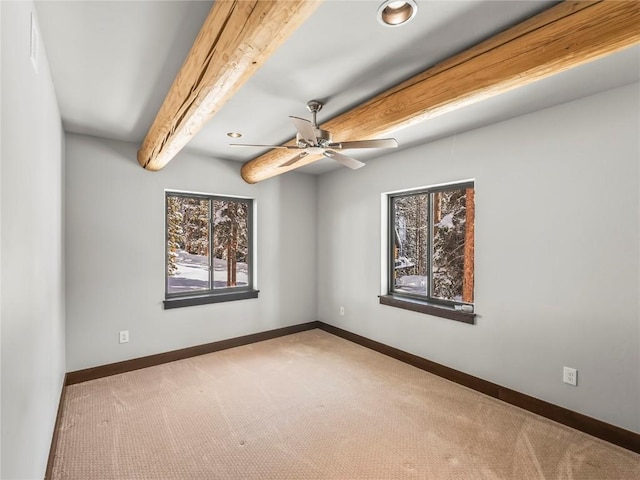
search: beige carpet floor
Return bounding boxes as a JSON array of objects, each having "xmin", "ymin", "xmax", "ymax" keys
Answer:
[{"xmin": 52, "ymin": 329, "xmax": 640, "ymax": 479}]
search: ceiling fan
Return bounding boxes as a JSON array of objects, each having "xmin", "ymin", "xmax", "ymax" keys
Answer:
[{"xmin": 230, "ymin": 100, "xmax": 398, "ymax": 169}]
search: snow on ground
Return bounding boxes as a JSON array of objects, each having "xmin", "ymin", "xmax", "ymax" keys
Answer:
[
  {"xmin": 168, "ymin": 250, "xmax": 248, "ymax": 293},
  {"xmin": 395, "ymin": 275, "xmax": 427, "ymax": 295}
]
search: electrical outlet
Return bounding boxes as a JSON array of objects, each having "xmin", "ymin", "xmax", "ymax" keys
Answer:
[
  {"xmin": 119, "ymin": 330, "xmax": 129, "ymax": 344},
  {"xmin": 563, "ymin": 366, "xmax": 577, "ymax": 386},
  {"xmin": 339, "ymin": 306, "xmax": 345, "ymax": 316}
]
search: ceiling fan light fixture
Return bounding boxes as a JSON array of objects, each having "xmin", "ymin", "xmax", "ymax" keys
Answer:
[
  {"xmin": 226, "ymin": 132, "xmax": 242, "ymax": 138},
  {"xmin": 377, "ymin": 0, "xmax": 417, "ymax": 27}
]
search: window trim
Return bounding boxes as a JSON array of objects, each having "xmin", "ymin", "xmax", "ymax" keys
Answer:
[
  {"xmin": 384, "ymin": 181, "xmax": 475, "ymax": 323},
  {"xmin": 379, "ymin": 295, "xmax": 474, "ymax": 324},
  {"xmin": 164, "ymin": 290, "xmax": 259, "ymax": 309},
  {"xmin": 163, "ymin": 191, "xmax": 258, "ymax": 309}
]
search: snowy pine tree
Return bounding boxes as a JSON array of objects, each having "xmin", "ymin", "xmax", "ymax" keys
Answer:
[
  {"xmin": 166, "ymin": 196, "xmax": 184, "ymax": 276},
  {"xmin": 432, "ymin": 188, "xmax": 467, "ymax": 301},
  {"xmin": 394, "ymin": 193, "xmax": 429, "ymax": 278},
  {"xmin": 182, "ymin": 198, "xmax": 209, "ymax": 256},
  {"xmin": 214, "ymin": 200, "xmax": 248, "ymax": 287}
]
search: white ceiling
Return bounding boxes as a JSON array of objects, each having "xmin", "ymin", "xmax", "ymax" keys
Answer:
[{"xmin": 35, "ymin": 1, "xmax": 640, "ymax": 176}]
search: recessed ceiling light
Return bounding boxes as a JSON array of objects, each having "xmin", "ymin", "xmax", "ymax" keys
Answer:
[
  {"xmin": 377, "ymin": 0, "xmax": 418, "ymax": 27},
  {"xmin": 226, "ymin": 132, "xmax": 242, "ymax": 138}
]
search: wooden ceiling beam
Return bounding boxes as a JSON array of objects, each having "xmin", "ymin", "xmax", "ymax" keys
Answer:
[
  {"xmin": 138, "ymin": 0, "xmax": 321, "ymax": 171},
  {"xmin": 241, "ymin": 0, "xmax": 639, "ymax": 184}
]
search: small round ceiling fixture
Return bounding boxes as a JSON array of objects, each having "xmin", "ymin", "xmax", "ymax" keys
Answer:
[
  {"xmin": 226, "ymin": 132, "xmax": 242, "ymax": 138},
  {"xmin": 377, "ymin": 0, "xmax": 418, "ymax": 27}
]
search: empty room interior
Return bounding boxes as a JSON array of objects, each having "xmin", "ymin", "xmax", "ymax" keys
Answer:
[{"xmin": 2, "ymin": 0, "xmax": 640, "ymax": 479}]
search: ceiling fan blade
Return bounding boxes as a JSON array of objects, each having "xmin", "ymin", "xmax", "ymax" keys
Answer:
[
  {"xmin": 230, "ymin": 143, "xmax": 299, "ymax": 149},
  {"xmin": 289, "ymin": 116, "xmax": 317, "ymax": 145},
  {"xmin": 323, "ymin": 150, "xmax": 365, "ymax": 170},
  {"xmin": 279, "ymin": 151, "xmax": 309, "ymax": 168},
  {"xmin": 328, "ymin": 138, "xmax": 398, "ymax": 150}
]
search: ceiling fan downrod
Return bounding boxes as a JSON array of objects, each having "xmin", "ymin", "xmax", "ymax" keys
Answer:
[
  {"xmin": 306, "ymin": 100, "xmax": 323, "ymax": 128},
  {"xmin": 303, "ymin": 100, "xmax": 332, "ymax": 147}
]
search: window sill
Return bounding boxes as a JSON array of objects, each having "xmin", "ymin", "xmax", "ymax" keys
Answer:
[
  {"xmin": 164, "ymin": 290, "xmax": 259, "ymax": 310},
  {"xmin": 379, "ymin": 295, "xmax": 475, "ymax": 324}
]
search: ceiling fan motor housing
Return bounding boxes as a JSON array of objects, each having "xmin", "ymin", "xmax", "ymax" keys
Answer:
[{"xmin": 296, "ymin": 128, "xmax": 332, "ymax": 148}]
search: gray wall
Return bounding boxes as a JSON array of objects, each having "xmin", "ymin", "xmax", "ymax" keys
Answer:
[
  {"xmin": 1, "ymin": 2, "xmax": 66, "ymax": 478},
  {"xmin": 2, "ymin": 10, "xmax": 636, "ymax": 475},
  {"xmin": 317, "ymin": 83, "xmax": 640, "ymax": 433},
  {"xmin": 65, "ymin": 134, "xmax": 317, "ymax": 371}
]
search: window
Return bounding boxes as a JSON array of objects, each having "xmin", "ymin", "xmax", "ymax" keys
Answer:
[
  {"xmin": 381, "ymin": 182, "xmax": 475, "ymax": 323},
  {"xmin": 164, "ymin": 192, "xmax": 258, "ymax": 309}
]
